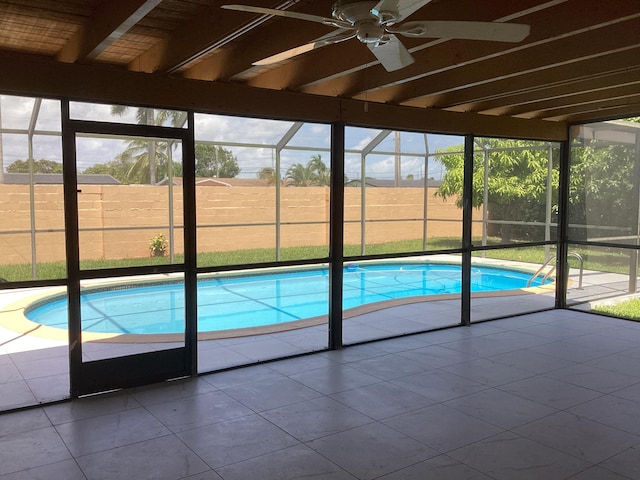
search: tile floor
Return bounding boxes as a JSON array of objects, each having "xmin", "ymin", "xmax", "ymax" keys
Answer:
[{"xmin": 2, "ymin": 309, "xmax": 640, "ymax": 479}]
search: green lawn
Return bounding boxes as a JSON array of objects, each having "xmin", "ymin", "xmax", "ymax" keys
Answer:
[
  {"xmin": 593, "ymin": 298, "xmax": 640, "ymax": 320},
  {"xmin": 0, "ymin": 237, "xmax": 633, "ymax": 282}
]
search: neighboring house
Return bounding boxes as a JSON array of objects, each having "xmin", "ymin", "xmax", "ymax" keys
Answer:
[
  {"xmin": 3, "ymin": 173, "xmax": 121, "ymax": 185},
  {"xmin": 156, "ymin": 177, "xmax": 272, "ymax": 187},
  {"xmin": 345, "ymin": 178, "xmax": 442, "ymax": 188}
]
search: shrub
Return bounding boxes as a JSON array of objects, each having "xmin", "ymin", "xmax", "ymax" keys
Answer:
[{"xmin": 149, "ymin": 233, "xmax": 168, "ymax": 257}]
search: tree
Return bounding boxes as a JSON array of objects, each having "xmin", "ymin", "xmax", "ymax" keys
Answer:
[
  {"xmin": 7, "ymin": 159, "xmax": 63, "ymax": 174},
  {"xmin": 194, "ymin": 144, "xmax": 240, "ymax": 178},
  {"xmin": 436, "ymin": 129, "xmax": 640, "ymax": 243},
  {"xmin": 285, "ymin": 155, "xmax": 330, "ymax": 187},
  {"xmin": 308, "ymin": 154, "xmax": 330, "ymax": 186},
  {"xmin": 257, "ymin": 167, "xmax": 277, "ymax": 184},
  {"xmin": 110, "ymin": 106, "xmax": 186, "ymax": 184},
  {"xmin": 568, "ymin": 140, "xmax": 636, "ymax": 239},
  {"xmin": 83, "ymin": 153, "xmax": 136, "ymax": 184},
  {"xmin": 285, "ymin": 162, "xmax": 316, "ymax": 186},
  {"xmin": 436, "ymin": 139, "xmax": 559, "ymax": 242}
]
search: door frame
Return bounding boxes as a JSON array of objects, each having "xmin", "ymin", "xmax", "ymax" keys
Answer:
[{"xmin": 62, "ymin": 102, "xmax": 197, "ymax": 397}]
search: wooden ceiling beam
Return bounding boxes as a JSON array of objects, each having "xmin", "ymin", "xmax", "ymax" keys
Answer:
[
  {"xmin": 56, "ymin": 0, "xmax": 162, "ymax": 63},
  {"xmin": 475, "ymin": 72, "xmax": 640, "ymax": 117},
  {"xmin": 130, "ymin": 0, "xmax": 312, "ymax": 74},
  {"xmin": 518, "ymin": 93, "xmax": 640, "ymax": 121},
  {"xmin": 549, "ymin": 103, "xmax": 640, "ymax": 123},
  {"xmin": 420, "ymin": 48, "xmax": 640, "ymax": 112},
  {"xmin": 371, "ymin": 15, "xmax": 640, "ymax": 106},
  {"xmin": 181, "ymin": 2, "xmax": 332, "ymax": 81}
]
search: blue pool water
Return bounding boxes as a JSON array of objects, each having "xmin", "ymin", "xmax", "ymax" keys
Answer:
[{"xmin": 25, "ymin": 263, "xmax": 545, "ymax": 334}]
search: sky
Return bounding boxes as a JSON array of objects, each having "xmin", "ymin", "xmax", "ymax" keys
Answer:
[{"xmin": 0, "ymin": 94, "xmax": 465, "ymax": 181}]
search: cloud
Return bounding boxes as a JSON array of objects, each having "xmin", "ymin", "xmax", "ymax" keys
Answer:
[{"xmin": 1, "ymin": 95, "xmax": 462, "ymax": 179}]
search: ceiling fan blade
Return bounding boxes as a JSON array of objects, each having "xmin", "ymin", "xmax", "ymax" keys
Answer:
[
  {"xmin": 371, "ymin": 0, "xmax": 433, "ymax": 24},
  {"xmin": 222, "ymin": 4, "xmax": 351, "ymax": 28},
  {"xmin": 368, "ymin": 34, "xmax": 415, "ymax": 72},
  {"xmin": 390, "ymin": 20, "xmax": 530, "ymax": 42},
  {"xmin": 253, "ymin": 29, "xmax": 356, "ymax": 66}
]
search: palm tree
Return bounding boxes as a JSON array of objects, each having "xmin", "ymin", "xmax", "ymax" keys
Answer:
[
  {"xmin": 110, "ymin": 106, "xmax": 186, "ymax": 184},
  {"xmin": 285, "ymin": 162, "xmax": 317, "ymax": 186},
  {"xmin": 285, "ymin": 155, "xmax": 330, "ymax": 186},
  {"xmin": 308, "ymin": 154, "xmax": 330, "ymax": 186}
]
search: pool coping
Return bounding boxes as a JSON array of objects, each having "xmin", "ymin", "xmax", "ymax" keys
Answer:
[{"xmin": 0, "ymin": 260, "xmax": 556, "ymax": 344}]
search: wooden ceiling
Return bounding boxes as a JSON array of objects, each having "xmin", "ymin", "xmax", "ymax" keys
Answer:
[{"xmin": 0, "ymin": 0, "xmax": 638, "ymax": 132}]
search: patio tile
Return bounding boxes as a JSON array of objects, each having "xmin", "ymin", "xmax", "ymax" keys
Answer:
[
  {"xmin": 76, "ymin": 434, "xmax": 209, "ymax": 480},
  {"xmin": 55, "ymin": 407, "xmax": 170, "ymax": 456},
  {"xmin": 335, "ymin": 353, "xmax": 426, "ymax": 380},
  {"xmin": 26, "ymin": 373, "xmax": 70, "ymax": 403},
  {"xmin": 441, "ymin": 357, "xmax": 535, "ymax": 386},
  {"xmin": 0, "ymin": 427, "xmax": 71, "ymax": 476},
  {"xmin": 383, "ymin": 403, "xmax": 504, "ymax": 453},
  {"xmin": 529, "ymin": 340, "xmax": 612, "ymax": 362},
  {"xmin": 261, "ymin": 396, "xmax": 372, "ymax": 442},
  {"xmin": 444, "ymin": 388, "xmax": 556, "ymax": 429},
  {"xmin": 44, "ymin": 390, "xmax": 140, "ymax": 425},
  {"xmin": 565, "ymin": 466, "xmax": 631, "ymax": 480},
  {"xmin": 129, "ymin": 376, "xmax": 217, "ymax": 406},
  {"xmin": 177, "ymin": 414, "xmax": 299, "ymax": 468},
  {"xmin": 145, "ymin": 390, "xmax": 253, "ymax": 433},
  {"xmin": 600, "ymin": 444, "xmax": 640, "ymax": 479},
  {"xmin": 307, "ymin": 422, "xmax": 438, "ymax": 480},
  {"xmin": 515, "ymin": 411, "xmax": 640, "ymax": 463},
  {"xmin": 487, "ymin": 348, "xmax": 575, "ymax": 374},
  {"xmin": 221, "ymin": 375, "xmax": 321, "ymax": 412},
  {"xmin": 377, "ymin": 454, "xmax": 494, "ymax": 480},
  {"xmin": 181, "ymin": 472, "xmax": 223, "ymax": 480},
  {"xmin": 0, "ymin": 459, "xmax": 86, "ymax": 480},
  {"xmin": 14, "ymin": 355, "xmax": 68, "ymax": 380},
  {"xmin": 449, "ymin": 431, "xmax": 590, "ymax": 480},
  {"xmin": 215, "ymin": 444, "xmax": 355, "ymax": 480},
  {"xmin": 569, "ymin": 395, "xmax": 640, "ymax": 436},
  {"xmin": 330, "ymin": 381, "xmax": 435, "ymax": 420},
  {"xmin": 0, "ymin": 408, "xmax": 51, "ymax": 437},
  {"xmin": 203, "ymin": 364, "xmax": 282, "ymax": 389},
  {"xmin": 396, "ymin": 344, "xmax": 478, "ymax": 368},
  {"xmin": 498, "ymin": 374, "xmax": 603, "ymax": 410},
  {"xmin": 0, "ymin": 380, "xmax": 37, "ymax": 410},
  {"xmin": 288, "ymin": 364, "xmax": 380, "ymax": 395},
  {"xmin": 391, "ymin": 369, "xmax": 488, "ymax": 402},
  {"xmin": 544, "ymin": 363, "xmax": 640, "ymax": 393},
  {"xmin": 0, "ymin": 362, "xmax": 22, "ymax": 383}
]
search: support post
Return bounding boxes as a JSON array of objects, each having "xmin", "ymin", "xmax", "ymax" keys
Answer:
[
  {"xmin": 61, "ymin": 100, "xmax": 82, "ymax": 397},
  {"xmin": 329, "ymin": 122, "xmax": 345, "ymax": 349},
  {"xmin": 183, "ymin": 111, "xmax": 197, "ymax": 375},
  {"xmin": 556, "ymin": 137, "xmax": 570, "ymax": 308},
  {"xmin": 461, "ymin": 134, "xmax": 474, "ymax": 326}
]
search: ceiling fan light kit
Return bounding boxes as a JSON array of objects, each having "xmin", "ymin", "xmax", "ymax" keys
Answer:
[{"xmin": 222, "ymin": 0, "xmax": 530, "ymax": 72}]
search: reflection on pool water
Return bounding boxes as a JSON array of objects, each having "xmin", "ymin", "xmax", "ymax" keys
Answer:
[{"xmin": 25, "ymin": 263, "xmax": 546, "ymax": 334}]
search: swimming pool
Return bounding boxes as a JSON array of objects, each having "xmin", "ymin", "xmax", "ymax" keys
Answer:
[{"xmin": 24, "ymin": 262, "xmax": 547, "ymax": 335}]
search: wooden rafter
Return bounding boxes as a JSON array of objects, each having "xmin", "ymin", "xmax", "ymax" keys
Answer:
[{"xmin": 57, "ymin": 0, "xmax": 162, "ymax": 63}]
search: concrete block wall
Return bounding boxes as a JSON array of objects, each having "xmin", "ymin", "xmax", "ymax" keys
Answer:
[{"xmin": 0, "ymin": 184, "xmax": 467, "ymax": 264}]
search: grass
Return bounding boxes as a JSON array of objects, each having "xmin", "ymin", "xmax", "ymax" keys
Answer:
[
  {"xmin": 0, "ymin": 236, "xmax": 634, "ymax": 282},
  {"xmin": 593, "ymin": 298, "xmax": 640, "ymax": 320}
]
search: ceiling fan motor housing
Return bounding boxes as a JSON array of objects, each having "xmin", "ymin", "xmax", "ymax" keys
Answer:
[{"xmin": 331, "ymin": 0, "xmax": 379, "ymax": 24}]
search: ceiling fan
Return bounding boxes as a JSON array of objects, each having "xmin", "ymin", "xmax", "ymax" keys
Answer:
[{"xmin": 222, "ymin": 0, "xmax": 531, "ymax": 72}]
